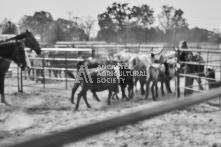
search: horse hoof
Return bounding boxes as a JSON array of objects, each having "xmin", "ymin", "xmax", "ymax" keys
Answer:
[
  {"xmin": 71, "ymin": 98, "xmax": 74, "ymax": 104},
  {"xmin": 1, "ymin": 101, "xmax": 10, "ymax": 106}
]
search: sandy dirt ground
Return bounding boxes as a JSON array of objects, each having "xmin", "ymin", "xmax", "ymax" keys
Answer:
[{"xmin": 1, "ymin": 77, "xmax": 221, "ymax": 147}]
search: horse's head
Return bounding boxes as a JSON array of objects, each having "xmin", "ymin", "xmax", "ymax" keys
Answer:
[{"xmin": 23, "ymin": 30, "xmax": 41, "ymax": 55}]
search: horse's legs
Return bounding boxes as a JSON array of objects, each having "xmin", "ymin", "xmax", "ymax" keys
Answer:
[
  {"xmin": 134, "ymin": 77, "xmax": 139, "ymax": 93},
  {"xmin": 184, "ymin": 77, "xmax": 190, "ymax": 96},
  {"xmin": 40, "ymin": 68, "xmax": 44, "ymax": 83},
  {"xmin": 196, "ymin": 78, "xmax": 204, "ymax": 90},
  {"xmin": 53, "ymin": 70, "xmax": 57, "ymax": 78},
  {"xmin": 71, "ymin": 82, "xmax": 81, "ymax": 104},
  {"xmin": 161, "ymin": 80, "xmax": 165, "ymax": 96},
  {"xmin": 189, "ymin": 77, "xmax": 194, "ymax": 94},
  {"xmin": 140, "ymin": 77, "xmax": 146, "ymax": 95},
  {"xmin": 82, "ymin": 93, "xmax": 91, "ymax": 108},
  {"xmin": 0, "ymin": 73, "xmax": 8, "ymax": 105},
  {"xmin": 48, "ymin": 69, "xmax": 51, "ymax": 77},
  {"xmin": 114, "ymin": 91, "xmax": 120, "ymax": 100},
  {"xmin": 59, "ymin": 71, "xmax": 62, "ymax": 78},
  {"xmin": 91, "ymin": 91, "xmax": 100, "ymax": 102},
  {"xmin": 31, "ymin": 69, "xmax": 35, "ymax": 81},
  {"xmin": 184, "ymin": 77, "xmax": 194, "ymax": 96},
  {"xmin": 107, "ymin": 89, "xmax": 112, "ymax": 105},
  {"xmin": 165, "ymin": 78, "xmax": 172, "ymax": 93},
  {"xmin": 145, "ymin": 78, "xmax": 151, "ymax": 99},
  {"xmin": 155, "ymin": 82, "xmax": 158, "ymax": 98},
  {"xmin": 128, "ymin": 84, "xmax": 133, "ymax": 99},
  {"xmin": 151, "ymin": 82, "xmax": 156, "ymax": 101},
  {"xmin": 75, "ymin": 90, "xmax": 84, "ymax": 110},
  {"xmin": 35, "ymin": 69, "xmax": 39, "ymax": 83},
  {"xmin": 24, "ymin": 70, "xmax": 27, "ymax": 80},
  {"xmin": 121, "ymin": 85, "xmax": 128, "ymax": 100},
  {"xmin": 28, "ymin": 69, "xmax": 32, "ymax": 80}
]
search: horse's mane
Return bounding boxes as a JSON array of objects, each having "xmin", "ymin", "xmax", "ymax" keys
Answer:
[{"xmin": 0, "ymin": 41, "xmax": 23, "ymax": 48}]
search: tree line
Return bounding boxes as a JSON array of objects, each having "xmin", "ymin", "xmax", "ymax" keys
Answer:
[{"xmin": 0, "ymin": 3, "xmax": 221, "ymax": 45}]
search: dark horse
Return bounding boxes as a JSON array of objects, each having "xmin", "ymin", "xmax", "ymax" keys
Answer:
[
  {"xmin": 0, "ymin": 30, "xmax": 41, "ymax": 105},
  {"xmin": 66, "ymin": 57, "xmax": 118, "ymax": 104}
]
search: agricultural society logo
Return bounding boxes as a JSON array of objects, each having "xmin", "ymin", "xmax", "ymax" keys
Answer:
[{"xmin": 75, "ymin": 65, "xmax": 148, "ymax": 84}]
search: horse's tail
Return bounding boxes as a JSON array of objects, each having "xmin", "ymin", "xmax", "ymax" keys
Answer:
[{"xmin": 65, "ymin": 70, "xmax": 75, "ymax": 79}]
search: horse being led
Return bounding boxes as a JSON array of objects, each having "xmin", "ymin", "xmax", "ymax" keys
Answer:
[{"xmin": 0, "ymin": 30, "xmax": 41, "ymax": 105}]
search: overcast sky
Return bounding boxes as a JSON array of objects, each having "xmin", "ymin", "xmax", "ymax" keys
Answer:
[{"xmin": 0, "ymin": 0, "xmax": 221, "ymax": 31}]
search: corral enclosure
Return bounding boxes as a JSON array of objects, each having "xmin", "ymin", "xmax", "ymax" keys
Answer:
[{"xmin": 2, "ymin": 42, "xmax": 221, "ymax": 147}]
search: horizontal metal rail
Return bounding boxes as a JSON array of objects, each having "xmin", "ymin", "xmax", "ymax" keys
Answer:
[
  {"xmin": 180, "ymin": 61, "xmax": 220, "ymax": 67},
  {"xmin": 56, "ymin": 41, "xmax": 106, "ymax": 45},
  {"xmin": 31, "ymin": 67, "xmax": 77, "ymax": 71},
  {"xmin": 179, "ymin": 48, "xmax": 221, "ymax": 53},
  {"xmin": 36, "ymin": 76, "xmax": 75, "ymax": 81},
  {"xmin": 29, "ymin": 57, "xmax": 84, "ymax": 61},
  {"xmin": 200, "ymin": 103, "xmax": 219, "ymax": 110},
  {"xmin": 25, "ymin": 48, "xmax": 93, "ymax": 52},
  {"xmin": 6, "ymin": 87, "xmax": 221, "ymax": 147},
  {"xmin": 74, "ymin": 44, "xmax": 164, "ymax": 48},
  {"xmin": 179, "ymin": 86, "xmax": 205, "ymax": 92},
  {"xmin": 179, "ymin": 73, "xmax": 217, "ymax": 81}
]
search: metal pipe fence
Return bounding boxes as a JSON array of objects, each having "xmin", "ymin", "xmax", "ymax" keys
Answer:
[
  {"xmin": 17, "ymin": 45, "xmax": 169, "ymax": 91},
  {"xmin": 4, "ymin": 43, "xmax": 221, "ymax": 147}
]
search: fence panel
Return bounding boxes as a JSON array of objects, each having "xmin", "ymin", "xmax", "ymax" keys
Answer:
[
  {"xmin": 177, "ymin": 47, "xmax": 221, "ymax": 110},
  {"xmin": 20, "ymin": 48, "xmax": 93, "ymax": 91}
]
